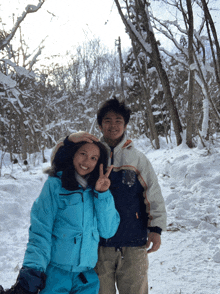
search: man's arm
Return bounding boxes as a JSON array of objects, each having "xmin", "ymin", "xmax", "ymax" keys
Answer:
[
  {"xmin": 136, "ymin": 151, "xmax": 166, "ymax": 253},
  {"xmin": 68, "ymin": 131, "xmax": 98, "ymax": 143},
  {"xmin": 140, "ymin": 153, "xmax": 167, "ymax": 231}
]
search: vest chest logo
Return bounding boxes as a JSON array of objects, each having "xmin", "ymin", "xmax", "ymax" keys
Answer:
[{"xmin": 122, "ymin": 170, "xmax": 136, "ymax": 187}]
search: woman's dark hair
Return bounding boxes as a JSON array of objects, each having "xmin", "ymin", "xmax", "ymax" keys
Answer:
[
  {"xmin": 45, "ymin": 141, "xmax": 108, "ymax": 191},
  {"xmin": 97, "ymin": 97, "xmax": 131, "ymax": 126}
]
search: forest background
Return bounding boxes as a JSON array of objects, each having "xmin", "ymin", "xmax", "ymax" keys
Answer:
[{"xmin": 0, "ymin": 0, "xmax": 220, "ymax": 170}]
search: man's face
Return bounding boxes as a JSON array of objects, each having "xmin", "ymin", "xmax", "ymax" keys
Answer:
[{"xmin": 99, "ymin": 111, "xmax": 127, "ymax": 145}]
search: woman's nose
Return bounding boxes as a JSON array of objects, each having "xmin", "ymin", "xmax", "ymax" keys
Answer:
[{"xmin": 82, "ymin": 156, "xmax": 89, "ymax": 164}]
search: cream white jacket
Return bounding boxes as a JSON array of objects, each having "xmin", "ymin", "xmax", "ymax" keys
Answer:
[{"xmin": 100, "ymin": 135, "xmax": 167, "ymax": 231}]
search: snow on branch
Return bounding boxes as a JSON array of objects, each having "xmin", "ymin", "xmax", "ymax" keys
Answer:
[
  {"xmin": 125, "ymin": 17, "xmax": 152, "ymax": 54},
  {"xmin": 2, "ymin": 59, "xmax": 35, "ymax": 78},
  {"xmin": 151, "ymin": 16, "xmax": 187, "ymax": 58},
  {"xmin": 114, "ymin": 0, "xmax": 152, "ymax": 56},
  {"xmin": 159, "ymin": 47, "xmax": 186, "ymax": 67},
  {"xmin": 28, "ymin": 47, "xmax": 43, "ymax": 70},
  {"xmin": 0, "ymin": 71, "xmax": 16, "ymax": 88},
  {"xmin": 0, "ymin": 0, "xmax": 45, "ymax": 51}
]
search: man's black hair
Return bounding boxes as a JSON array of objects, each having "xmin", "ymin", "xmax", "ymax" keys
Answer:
[
  {"xmin": 45, "ymin": 141, "xmax": 108, "ymax": 191},
  {"xmin": 97, "ymin": 97, "xmax": 131, "ymax": 126}
]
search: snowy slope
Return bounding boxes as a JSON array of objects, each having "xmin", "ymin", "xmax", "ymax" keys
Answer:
[
  {"xmin": 134, "ymin": 137, "xmax": 220, "ymax": 293},
  {"xmin": 0, "ymin": 136, "xmax": 220, "ymax": 293}
]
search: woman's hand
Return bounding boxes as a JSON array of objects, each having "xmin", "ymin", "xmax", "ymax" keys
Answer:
[
  {"xmin": 95, "ymin": 164, "xmax": 114, "ymax": 192},
  {"xmin": 68, "ymin": 131, "xmax": 99, "ymax": 143}
]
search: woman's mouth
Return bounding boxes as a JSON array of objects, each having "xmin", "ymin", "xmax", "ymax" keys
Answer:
[{"xmin": 80, "ymin": 165, "xmax": 89, "ymax": 170}]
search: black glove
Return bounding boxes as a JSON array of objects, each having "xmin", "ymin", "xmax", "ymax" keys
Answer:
[
  {"xmin": 18, "ymin": 268, "xmax": 46, "ymax": 293},
  {"xmin": 0, "ymin": 268, "xmax": 46, "ymax": 294},
  {"xmin": 0, "ymin": 282, "xmax": 31, "ymax": 294},
  {"xmin": 0, "ymin": 285, "xmax": 5, "ymax": 294}
]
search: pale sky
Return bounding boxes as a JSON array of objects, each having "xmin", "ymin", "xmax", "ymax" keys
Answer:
[
  {"xmin": 1, "ymin": 0, "xmax": 219, "ymax": 67},
  {"xmin": 0, "ymin": 0, "xmax": 131, "ymax": 65}
]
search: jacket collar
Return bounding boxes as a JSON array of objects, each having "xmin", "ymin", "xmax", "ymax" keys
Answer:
[
  {"xmin": 55, "ymin": 171, "xmax": 90, "ymax": 192},
  {"xmin": 100, "ymin": 134, "xmax": 133, "ymax": 153}
]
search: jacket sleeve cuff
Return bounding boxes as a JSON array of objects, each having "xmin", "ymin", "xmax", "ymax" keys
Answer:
[
  {"xmin": 93, "ymin": 189, "xmax": 111, "ymax": 199},
  {"xmin": 148, "ymin": 226, "xmax": 162, "ymax": 235}
]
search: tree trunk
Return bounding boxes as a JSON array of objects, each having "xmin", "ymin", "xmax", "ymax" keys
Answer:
[
  {"xmin": 114, "ymin": 0, "xmax": 183, "ymax": 145},
  {"xmin": 193, "ymin": 51, "xmax": 220, "ymax": 124},
  {"xmin": 201, "ymin": 0, "xmax": 220, "ymax": 86},
  {"xmin": 132, "ymin": 40, "xmax": 160, "ymax": 148},
  {"xmin": 186, "ymin": 0, "xmax": 194, "ymax": 148},
  {"xmin": 19, "ymin": 114, "xmax": 27, "ymax": 161},
  {"xmin": 201, "ymin": 95, "xmax": 209, "ymax": 139},
  {"xmin": 116, "ymin": 37, "xmax": 125, "ymax": 100}
]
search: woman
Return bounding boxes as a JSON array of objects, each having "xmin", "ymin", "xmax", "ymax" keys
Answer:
[{"xmin": 0, "ymin": 141, "xmax": 120, "ymax": 294}]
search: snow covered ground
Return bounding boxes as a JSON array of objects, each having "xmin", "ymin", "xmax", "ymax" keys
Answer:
[{"xmin": 0, "ymin": 136, "xmax": 220, "ymax": 293}]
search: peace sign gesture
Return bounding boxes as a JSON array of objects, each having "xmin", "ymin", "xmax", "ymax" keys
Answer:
[{"xmin": 95, "ymin": 164, "xmax": 114, "ymax": 192}]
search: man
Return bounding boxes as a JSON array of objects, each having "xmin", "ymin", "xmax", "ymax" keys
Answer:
[{"xmin": 52, "ymin": 97, "xmax": 167, "ymax": 294}]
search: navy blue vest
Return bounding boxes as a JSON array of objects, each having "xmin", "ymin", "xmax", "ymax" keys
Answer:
[{"xmin": 99, "ymin": 169, "xmax": 148, "ymax": 247}]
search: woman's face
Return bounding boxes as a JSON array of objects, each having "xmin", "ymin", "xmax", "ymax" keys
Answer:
[{"xmin": 73, "ymin": 143, "xmax": 100, "ymax": 177}]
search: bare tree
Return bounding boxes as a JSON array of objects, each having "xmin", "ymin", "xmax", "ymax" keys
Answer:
[
  {"xmin": 185, "ymin": 0, "xmax": 194, "ymax": 147},
  {"xmin": 150, "ymin": 0, "xmax": 220, "ymax": 148},
  {"xmin": 0, "ymin": 0, "xmax": 45, "ymax": 51},
  {"xmin": 131, "ymin": 40, "xmax": 160, "ymax": 148},
  {"xmin": 114, "ymin": 0, "xmax": 183, "ymax": 146},
  {"xmin": 200, "ymin": 0, "xmax": 220, "ymax": 87}
]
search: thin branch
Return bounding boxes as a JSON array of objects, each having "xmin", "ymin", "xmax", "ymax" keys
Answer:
[{"xmin": 0, "ymin": 0, "xmax": 45, "ymax": 51}]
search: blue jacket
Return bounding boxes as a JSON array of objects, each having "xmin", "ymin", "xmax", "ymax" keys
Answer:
[{"xmin": 22, "ymin": 174, "xmax": 120, "ymax": 273}]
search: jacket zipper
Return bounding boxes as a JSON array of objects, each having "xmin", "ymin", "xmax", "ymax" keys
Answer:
[{"xmin": 110, "ymin": 147, "xmax": 114, "ymax": 165}]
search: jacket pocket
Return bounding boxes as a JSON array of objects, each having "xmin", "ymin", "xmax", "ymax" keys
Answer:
[
  {"xmin": 122, "ymin": 170, "xmax": 136, "ymax": 187},
  {"xmin": 51, "ymin": 226, "xmax": 82, "ymax": 266},
  {"xmin": 92, "ymin": 229, "xmax": 100, "ymax": 243},
  {"xmin": 91, "ymin": 230, "xmax": 100, "ymax": 266},
  {"xmin": 59, "ymin": 193, "xmax": 82, "ymax": 208}
]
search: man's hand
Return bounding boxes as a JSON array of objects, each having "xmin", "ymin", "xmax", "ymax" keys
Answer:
[
  {"xmin": 146, "ymin": 232, "xmax": 161, "ymax": 253},
  {"xmin": 68, "ymin": 131, "xmax": 99, "ymax": 143}
]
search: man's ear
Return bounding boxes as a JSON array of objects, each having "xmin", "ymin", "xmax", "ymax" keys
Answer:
[{"xmin": 99, "ymin": 125, "xmax": 103, "ymax": 132}]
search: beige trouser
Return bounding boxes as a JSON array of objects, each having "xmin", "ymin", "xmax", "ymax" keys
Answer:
[{"xmin": 95, "ymin": 246, "xmax": 149, "ymax": 294}]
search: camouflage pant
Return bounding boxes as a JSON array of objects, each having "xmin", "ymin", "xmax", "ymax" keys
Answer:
[{"xmin": 95, "ymin": 246, "xmax": 149, "ymax": 294}]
